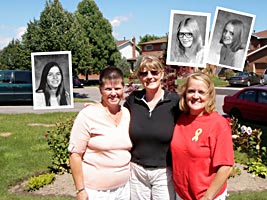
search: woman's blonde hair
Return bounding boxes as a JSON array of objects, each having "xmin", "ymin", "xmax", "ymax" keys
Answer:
[
  {"xmin": 136, "ymin": 55, "xmax": 164, "ymax": 77},
  {"xmin": 178, "ymin": 72, "xmax": 216, "ymax": 114}
]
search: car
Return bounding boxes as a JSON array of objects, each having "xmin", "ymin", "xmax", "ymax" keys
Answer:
[
  {"xmin": 222, "ymin": 86, "xmax": 267, "ymax": 123},
  {"xmin": 0, "ymin": 70, "xmax": 33, "ymax": 103},
  {"xmin": 228, "ymin": 72, "xmax": 264, "ymax": 87},
  {"xmin": 263, "ymin": 68, "xmax": 267, "ymax": 85},
  {"xmin": 73, "ymin": 76, "xmax": 84, "ymax": 88}
]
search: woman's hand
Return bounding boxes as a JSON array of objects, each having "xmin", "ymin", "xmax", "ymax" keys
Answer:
[{"xmin": 76, "ymin": 189, "xmax": 88, "ymax": 200}]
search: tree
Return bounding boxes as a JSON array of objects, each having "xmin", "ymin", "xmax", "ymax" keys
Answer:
[
  {"xmin": 0, "ymin": 39, "xmax": 30, "ymax": 70},
  {"xmin": 138, "ymin": 34, "xmax": 165, "ymax": 47},
  {"xmin": 75, "ymin": 0, "xmax": 121, "ymax": 74},
  {"xmin": 21, "ymin": 0, "xmax": 74, "ymax": 71}
]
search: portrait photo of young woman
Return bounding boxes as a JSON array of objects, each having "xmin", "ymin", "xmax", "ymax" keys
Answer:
[
  {"xmin": 31, "ymin": 51, "xmax": 73, "ymax": 110},
  {"xmin": 207, "ymin": 7, "xmax": 255, "ymax": 71},
  {"xmin": 167, "ymin": 10, "xmax": 210, "ymax": 68}
]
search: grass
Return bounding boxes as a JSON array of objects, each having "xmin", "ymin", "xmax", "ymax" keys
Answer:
[
  {"xmin": 0, "ymin": 108, "xmax": 267, "ymax": 199},
  {"xmin": 176, "ymin": 75, "xmax": 229, "ymax": 87},
  {"xmin": 0, "ymin": 112, "xmax": 76, "ymax": 200}
]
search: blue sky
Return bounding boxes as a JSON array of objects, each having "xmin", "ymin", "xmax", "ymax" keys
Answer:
[{"xmin": 0, "ymin": 0, "xmax": 267, "ymax": 49}]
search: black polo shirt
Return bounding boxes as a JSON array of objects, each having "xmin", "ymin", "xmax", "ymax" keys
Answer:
[{"xmin": 124, "ymin": 89, "xmax": 180, "ymax": 167}]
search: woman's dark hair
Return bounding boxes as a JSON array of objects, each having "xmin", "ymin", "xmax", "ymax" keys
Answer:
[
  {"xmin": 99, "ymin": 66, "xmax": 124, "ymax": 87},
  {"xmin": 36, "ymin": 61, "xmax": 68, "ymax": 106}
]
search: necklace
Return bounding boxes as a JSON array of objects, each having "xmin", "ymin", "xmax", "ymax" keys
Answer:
[{"xmin": 101, "ymin": 102, "xmax": 122, "ymax": 126}]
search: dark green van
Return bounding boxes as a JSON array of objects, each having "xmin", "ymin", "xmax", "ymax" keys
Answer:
[{"xmin": 0, "ymin": 70, "xmax": 33, "ymax": 103}]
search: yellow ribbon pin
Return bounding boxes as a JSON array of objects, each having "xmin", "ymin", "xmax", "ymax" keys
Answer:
[{"xmin": 192, "ymin": 128, "xmax": 202, "ymax": 142}]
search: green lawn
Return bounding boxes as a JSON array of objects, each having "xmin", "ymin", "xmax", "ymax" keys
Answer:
[
  {"xmin": 0, "ymin": 113, "xmax": 76, "ymax": 200},
  {"xmin": 0, "ymin": 111, "xmax": 267, "ymax": 199}
]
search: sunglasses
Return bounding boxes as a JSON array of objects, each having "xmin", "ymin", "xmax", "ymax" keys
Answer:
[{"xmin": 138, "ymin": 70, "xmax": 160, "ymax": 77}]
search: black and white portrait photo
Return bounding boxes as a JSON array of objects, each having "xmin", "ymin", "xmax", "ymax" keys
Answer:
[
  {"xmin": 166, "ymin": 10, "xmax": 210, "ymax": 68},
  {"xmin": 207, "ymin": 7, "xmax": 255, "ymax": 71},
  {"xmin": 31, "ymin": 51, "xmax": 74, "ymax": 110}
]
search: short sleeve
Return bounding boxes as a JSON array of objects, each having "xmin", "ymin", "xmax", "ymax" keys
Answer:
[
  {"xmin": 68, "ymin": 111, "xmax": 91, "ymax": 153},
  {"xmin": 211, "ymin": 117, "xmax": 234, "ymax": 167}
]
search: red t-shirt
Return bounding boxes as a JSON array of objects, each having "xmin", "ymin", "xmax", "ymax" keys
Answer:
[{"xmin": 171, "ymin": 112, "xmax": 234, "ymax": 200}]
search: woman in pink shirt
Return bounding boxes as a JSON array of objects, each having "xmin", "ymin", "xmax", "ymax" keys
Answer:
[{"xmin": 68, "ymin": 66, "xmax": 132, "ymax": 200}]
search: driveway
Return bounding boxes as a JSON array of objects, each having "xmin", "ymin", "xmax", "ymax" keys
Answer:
[{"xmin": 0, "ymin": 86, "xmax": 235, "ymax": 115}]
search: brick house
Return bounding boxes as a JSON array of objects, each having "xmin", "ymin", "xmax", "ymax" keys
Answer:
[
  {"xmin": 139, "ymin": 37, "xmax": 195, "ymax": 75},
  {"xmin": 247, "ymin": 30, "xmax": 267, "ymax": 76}
]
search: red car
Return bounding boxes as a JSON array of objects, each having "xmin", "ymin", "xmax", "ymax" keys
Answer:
[{"xmin": 222, "ymin": 86, "xmax": 267, "ymax": 123}]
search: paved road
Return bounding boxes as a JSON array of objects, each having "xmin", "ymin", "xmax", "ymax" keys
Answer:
[
  {"xmin": 0, "ymin": 86, "xmax": 239, "ymax": 115},
  {"xmin": 0, "ymin": 87, "xmax": 101, "ymax": 114}
]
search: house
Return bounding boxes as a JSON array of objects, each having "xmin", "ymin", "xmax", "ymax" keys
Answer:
[
  {"xmin": 140, "ymin": 38, "xmax": 167, "ymax": 59},
  {"xmin": 139, "ymin": 37, "xmax": 195, "ymax": 75},
  {"xmin": 116, "ymin": 37, "xmax": 141, "ymax": 71},
  {"xmin": 247, "ymin": 30, "xmax": 267, "ymax": 76}
]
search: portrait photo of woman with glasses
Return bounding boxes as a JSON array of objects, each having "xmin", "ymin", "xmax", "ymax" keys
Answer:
[{"xmin": 167, "ymin": 10, "xmax": 210, "ymax": 68}]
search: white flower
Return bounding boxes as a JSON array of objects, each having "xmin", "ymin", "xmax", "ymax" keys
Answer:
[
  {"xmin": 232, "ymin": 135, "xmax": 239, "ymax": 139},
  {"xmin": 241, "ymin": 125, "xmax": 247, "ymax": 134},
  {"xmin": 246, "ymin": 127, "xmax": 252, "ymax": 135}
]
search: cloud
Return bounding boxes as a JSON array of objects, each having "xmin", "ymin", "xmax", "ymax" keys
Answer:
[
  {"xmin": 0, "ymin": 36, "xmax": 13, "ymax": 49},
  {"xmin": 110, "ymin": 15, "xmax": 130, "ymax": 27},
  {"xmin": 0, "ymin": 26, "xmax": 26, "ymax": 49},
  {"xmin": 16, "ymin": 26, "xmax": 27, "ymax": 40}
]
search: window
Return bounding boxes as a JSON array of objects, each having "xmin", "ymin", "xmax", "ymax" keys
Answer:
[
  {"xmin": 0, "ymin": 71, "xmax": 11, "ymax": 83},
  {"xmin": 239, "ymin": 90, "xmax": 256, "ymax": 102},
  {"xmin": 144, "ymin": 45, "xmax": 153, "ymax": 51},
  {"xmin": 161, "ymin": 43, "xmax": 167, "ymax": 50},
  {"xmin": 14, "ymin": 71, "xmax": 32, "ymax": 84},
  {"xmin": 258, "ymin": 90, "xmax": 267, "ymax": 104}
]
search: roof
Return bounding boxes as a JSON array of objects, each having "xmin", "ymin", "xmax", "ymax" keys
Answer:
[
  {"xmin": 251, "ymin": 30, "xmax": 267, "ymax": 39},
  {"xmin": 140, "ymin": 37, "xmax": 167, "ymax": 45},
  {"xmin": 247, "ymin": 45, "xmax": 267, "ymax": 57},
  {"xmin": 116, "ymin": 39, "xmax": 141, "ymax": 51},
  {"xmin": 116, "ymin": 40, "xmax": 129, "ymax": 47}
]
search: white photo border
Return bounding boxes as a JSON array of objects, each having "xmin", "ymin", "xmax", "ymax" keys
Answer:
[
  {"xmin": 166, "ymin": 10, "xmax": 210, "ymax": 68},
  {"xmin": 207, "ymin": 7, "xmax": 256, "ymax": 71},
  {"xmin": 31, "ymin": 51, "xmax": 74, "ymax": 110}
]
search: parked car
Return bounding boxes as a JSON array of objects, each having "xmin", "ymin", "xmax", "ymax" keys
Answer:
[
  {"xmin": 73, "ymin": 76, "xmax": 84, "ymax": 88},
  {"xmin": 263, "ymin": 68, "xmax": 267, "ymax": 85},
  {"xmin": 228, "ymin": 72, "xmax": 264, "ymax": 87},
  {"xmin": 0, "ymin": 70, "xmax": 33, "ymax": 103},
  {"xmin": 222, "ymin": 86, "xmax": 267, "ymax": 123}
]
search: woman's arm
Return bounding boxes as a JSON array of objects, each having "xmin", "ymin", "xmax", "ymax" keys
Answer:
[
  {"xmin": 69, "ymin": 152, "xmax": 88, "ymax": 200},
  {"xmin": 200, "ymin": 165, "xmax": 233, "ymax": 200}
]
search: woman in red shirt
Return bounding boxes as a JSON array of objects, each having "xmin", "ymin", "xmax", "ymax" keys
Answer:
[{"xmin": 171, "ymin": 72, "xmax": 234, "ymax": 200}]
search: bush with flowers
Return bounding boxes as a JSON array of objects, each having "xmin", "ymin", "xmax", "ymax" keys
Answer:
[{"xmin": 230, "ymin": 117, "xmax": 267, "ymax": 178}]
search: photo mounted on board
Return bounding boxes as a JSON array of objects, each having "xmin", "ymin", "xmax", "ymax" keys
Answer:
[
  {"xmin": 31, "ymin": 51, "xmax": 74, "ymax": 110},
  {"xmin": 166, "ymin": 10, "xmax": 210, "ymax": 68},
  {"xmin": 207, "ymin": 7, "xmax": 255, "ymax": 71}
]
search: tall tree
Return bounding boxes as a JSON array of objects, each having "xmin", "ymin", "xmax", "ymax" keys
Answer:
[
  {"xmin": 75, "ymin": 0, "xmax": 121, "ymax": 74},
  {"xmin": 0, "ymin": 39, "xmax": 30, "ymax": 70},
  {"xmin": 22, "ymin": 0, "xmax": 74, "ymax": 52}
]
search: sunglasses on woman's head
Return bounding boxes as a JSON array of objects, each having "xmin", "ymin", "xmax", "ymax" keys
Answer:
[{"xmin": 138, "ymin": 70, "xmax": 160, "ymax": 77}]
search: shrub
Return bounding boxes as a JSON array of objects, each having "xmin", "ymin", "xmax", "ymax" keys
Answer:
[
  {"xmin": 25, "ymin": 173, "xmax": 55, "ymax": 191},
  {"xmin": 46, "ymin": 115, "xmax": 76, "ymax": 174},
  {"xmin": 230, "ymin": 117, "xmax": 267, "ymax": 177}
]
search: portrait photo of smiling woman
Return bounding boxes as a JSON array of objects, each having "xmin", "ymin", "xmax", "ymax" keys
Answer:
[
  {"xmin": 31, "ymin": 51, "xmax": 73, "ymax": 110},
  {"xmin": 207, "ymin": 7, "xmax": 255, "ymax": 71},
  {"xmin": 167, "ymin": 10, "xmax": 210, "ymax": 68}
]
